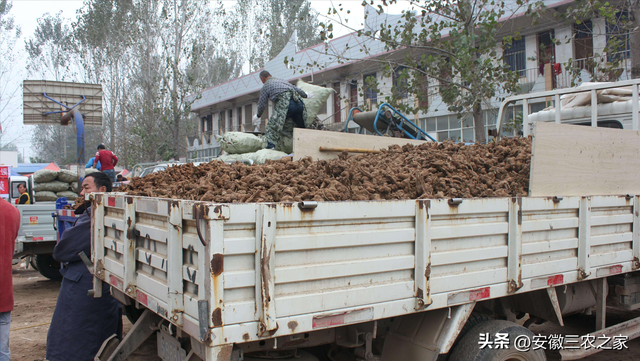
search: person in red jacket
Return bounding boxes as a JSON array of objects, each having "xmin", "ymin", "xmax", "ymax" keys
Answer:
[
  {"xmin": 0, "ymin": 197, "xmax": 21, "ymax": 361},
  {"xmin": 93, "ymin": 144, "xmax": 118, "ymax": 183}
]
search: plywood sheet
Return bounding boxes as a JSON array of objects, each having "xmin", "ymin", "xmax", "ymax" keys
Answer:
[
  {"xmin": 529, "ymin": 122, "xmax": 640, "ymax": 196},
  {"xmin": 23, "ymin": 80, "xmax": 103, "ymax": 126},
  {"xmin": 293, "ymin": 128, "xmax": 428, "ymax": 161}
]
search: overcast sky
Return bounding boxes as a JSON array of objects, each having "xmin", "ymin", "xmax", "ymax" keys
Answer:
[{"xmin": 3, "ymin": 0, "xmax": 414, "ymax": 163}]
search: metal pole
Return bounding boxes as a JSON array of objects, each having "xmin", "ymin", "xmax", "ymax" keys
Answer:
[
  {"xmin": 633, "ymin": 84, "xmax": 639, "ymax": 130},
  {"xmin": 74, "ymin": 111, "xmax": 86, "ymax": 183}
]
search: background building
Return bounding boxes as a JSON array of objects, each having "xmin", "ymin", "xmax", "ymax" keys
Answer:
[{"xmin": 188, "ymin": 2, "xmax": 632, "ymax": 161}]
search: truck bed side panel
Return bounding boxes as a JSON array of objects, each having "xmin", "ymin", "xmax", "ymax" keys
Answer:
[
  {"xmin": 91, "ymin": 194, "xmax": 639, "ymax": 347},
  {"xmin": 16, "ymin": 203, "xmax": 57, "ymax": 242}
]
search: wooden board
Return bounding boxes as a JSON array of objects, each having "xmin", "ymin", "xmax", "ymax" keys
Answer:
[
  {"xmin": 23, "ymin": 80, "xmax": 103, "ymax": 126},
  {"xmin": 529, "ymin": 122, "xmax": 640, "ymax": 196},
  {"xmin": 293, "ymin": 128, "xmax": 428, "ymax": 161}
]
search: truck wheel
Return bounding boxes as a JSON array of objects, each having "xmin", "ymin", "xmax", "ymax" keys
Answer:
[
  {"xmin": 35, "ymin": 254, "xmax": 62, "ymax": 280},
  {"xmin": 29, "ymin": 257, "xmax": 38, "ymax": 270},
  {"xmin": 449, "ymin": 320, "xmax": 546, "ymax": 361}
]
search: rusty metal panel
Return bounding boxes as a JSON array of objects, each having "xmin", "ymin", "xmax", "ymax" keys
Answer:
[
  {"xmin": 101, "ymin": 207, "xmax": 126, "ymax": 283},
  {"xmin": 634, "ymin": 196, "xmax": 640, "ymax": 270},
  {"xmin": 91, "ymin": 194, "xmax": 106, "ymax": 298},
  {"xmin": 167, "ymin": 201, "xmax": 184, "ymax": 326},
  {"xmin": 123, "ymin": 197, "xmax": 137, "ymax": 298},
  {"xmin": 507, "ymin": 198, "xmax": 523, "ymax": 292},
  {"xmin": 520, "ymin": 197, "xmax": 581, "ymax": 280},
  {"xmin": 589, "ymin": 196, "xmax": 635, "ymax": 269},
  {"xmin": 90, "ymin": 194, "xmax": 640, "ymax": 350},
  {"xmin": 414, "ymin": 200, "xmax": 431, "ymax": 310},
  {"xmin": 269, "ymin": 200, "xmax": 416, "ymax": 319},
  {"xmin": 429, "ymin": 198, "xmax": 509, "ymax": 294},
  {"xmin": 578, "ymin": 197, "xmax": 592, "ymax": 279},
  {"xmin": 206, "ymin": 213, "xmax": 225, "ymax": 331},
  {"xmin": 257, "ymin": 205, "xmax": 278, "ymax": 335},
  {"xmin": 181, "ymin": 219, "xmax": 207, "ymax": 330}
]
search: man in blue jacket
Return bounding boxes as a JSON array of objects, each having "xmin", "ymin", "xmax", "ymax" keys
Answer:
[
  {"xmin": 86, "ymin": 156, "xmax": 101, "ymax": 170},
  {"xmin": 46, "ymin": 172, "xmax": 121, "ymax": 361}
]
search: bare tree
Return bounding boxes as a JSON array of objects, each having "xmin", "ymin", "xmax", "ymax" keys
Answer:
[
  {"xmin": 267, "ymin": 0, "xmax": 321, "ymax": 59},
  {"xmin": 74, "ymin": 0, "xmax": 136, "ymax": 153},
  {"xmin": 0, "ymin": 0, "xmax": 22, "ymax": 147},
  {"xmin": 25, "ymin": 12, "xmax": 73, "ymax": 81}
]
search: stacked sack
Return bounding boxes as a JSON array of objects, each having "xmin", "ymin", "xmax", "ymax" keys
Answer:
[
  {"xmin": 32, "ymin": 168, "xmax": 98, "ymax": 201},
  {"xmin": 215, "ymin": 83, "xmax": 332, "ymax": 165},
  {"xmin": 216, "ymin": 132, "xmax": 289, "ymax": 165}
]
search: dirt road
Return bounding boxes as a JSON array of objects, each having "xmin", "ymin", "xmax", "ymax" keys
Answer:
[
  {"xmin": 8, "ymin": 264, "xmax": 640, "ymax": 360},
  {"xmin": 9, "ymin": 265, "xmax": 157, "ymax": 361}
]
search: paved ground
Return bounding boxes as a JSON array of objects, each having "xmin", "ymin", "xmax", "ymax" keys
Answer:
[{"xmin": 8, "ymin": 264, "xmax": 640, "ymax": 360}]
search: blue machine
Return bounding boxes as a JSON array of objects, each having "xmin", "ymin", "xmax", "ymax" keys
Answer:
[
  {"xmin": 52, "ymin": 198, "xmax": 81, "ymax": 241},
  {"xmin": 43, "ymin": 92, "xmax": 88, "ymax": 242},
  {"xmin": 43, "ymin": 93, "xmax": 88, "ymax": 181},
  {"xmin": 344, "ymin": 103, "xmax": 436, "ymax": 142}
]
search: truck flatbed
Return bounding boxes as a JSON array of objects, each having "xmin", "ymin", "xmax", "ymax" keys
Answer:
[{"xmin": 91, "ymin": 192, "xmax": 638, "ymax": 351}]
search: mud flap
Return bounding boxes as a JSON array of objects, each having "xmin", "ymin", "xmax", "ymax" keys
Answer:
[{"xmin": 380, "ymin": 303, "xmax": 475, "ymax": 361}]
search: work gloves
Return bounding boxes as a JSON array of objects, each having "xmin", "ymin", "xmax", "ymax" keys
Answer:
[{"xmin": 252, "ymin": 115, "xmax": 261, "ymax": 132}]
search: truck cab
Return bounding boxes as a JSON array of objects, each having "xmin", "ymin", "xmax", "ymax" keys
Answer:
[
  {"xmin": 9, "ymin": 174, "xmax": 61, "ymax": 280},
  {"xmin": 494, "ymin": 79, "xmax": 640, "ymax": 136},
  {"xmin": 8, "ymin": 175, "xmax": 32, "ymax": 204}
]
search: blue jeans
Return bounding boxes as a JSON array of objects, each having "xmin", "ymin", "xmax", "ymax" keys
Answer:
[
  {"xmin": 103, "ymin": 169, "xmax": 116, "ymax": 183},
  {"xmin": 0, "ymin": 312, "xmax": 10, "ymax": 361},
  {"xmin": 287, "ymin": 98, "xmax": 306, "ymax": 128}
]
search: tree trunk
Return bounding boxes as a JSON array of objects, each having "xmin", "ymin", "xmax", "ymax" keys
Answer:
[
  {"xmin": 473, "ymin": 101, "xmax": 486, "ymax": 143},
  {"xmin": 630, "ymin": 5, "xmax": 640, "ymax": 79}
]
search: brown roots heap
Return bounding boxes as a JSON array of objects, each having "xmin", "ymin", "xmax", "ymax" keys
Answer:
[{"xmin": 121, "ymin": 138, "xmax": 531, "ymax": 203}]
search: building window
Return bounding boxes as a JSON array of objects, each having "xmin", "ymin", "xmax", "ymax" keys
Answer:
[
  {"xmin": 537, "ymin": 30, "xmax": 555, "ymax": 68},
  {"xmin": 426, "ymin": 114, "xmax": 476, "ymax": 142},
  {"xmin": 350, "ymin": 81, "xmax": 358, "ymax": 108},
  {"xmin": 607, "ymin": 11, "xmax": 630, "ymax": 61},
  {"xmin": 438, "ymin": 57, "xmax": 455, "ymax": 96},
  {"xmin": 363, "ymin": 73, "xmax": 377, "ymax": 105},
  {"xmin": 574, "ymin": 21, "xmax": 593, "ymax": 62},
  {"xmin": 504, "ymin": 37, "xmax": 526, "ymax": 75},
  {"xmin": 393, "ymin": 66, "xmax": 409, "ymax": 99}
]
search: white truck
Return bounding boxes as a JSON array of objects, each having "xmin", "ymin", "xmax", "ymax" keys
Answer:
[
  {"xmin": 91, "ymin": 80, "xmax": 640, "ymax": 361},
  {"xmin": 8, "ymin": 175, "xmax": 61, "ymax": 280}
]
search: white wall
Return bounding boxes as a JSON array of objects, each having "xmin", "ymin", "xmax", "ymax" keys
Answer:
[
  {"xmin": 592, "ymin": 17, "xmax": 607, "ymax": 57},
  {"xmin": 0, "ymin": 151, "xmax": 18, "ymax": 167},
  {"xmin": 525, "ymin": 34, "xmax": 538, "ymax": 70},
  {"xmin": 555, "ymin": 25, "xmax": 573, "ymax": 64}
]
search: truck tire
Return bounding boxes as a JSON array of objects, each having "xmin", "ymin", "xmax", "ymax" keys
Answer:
[
  {"xmin": 29, "ymin": 257, "xmax": 38, "ymax": 270},
  {"xmin": 449, "ymin": 320, "xmax": 546, "ymax": 361},
  {"xmin": 437, "ymin": 313, "xmax": 491, "ymax": 361},
  {"xmin": 35, "ymin": 254, "xmax": 62, "ymax": 280}
]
